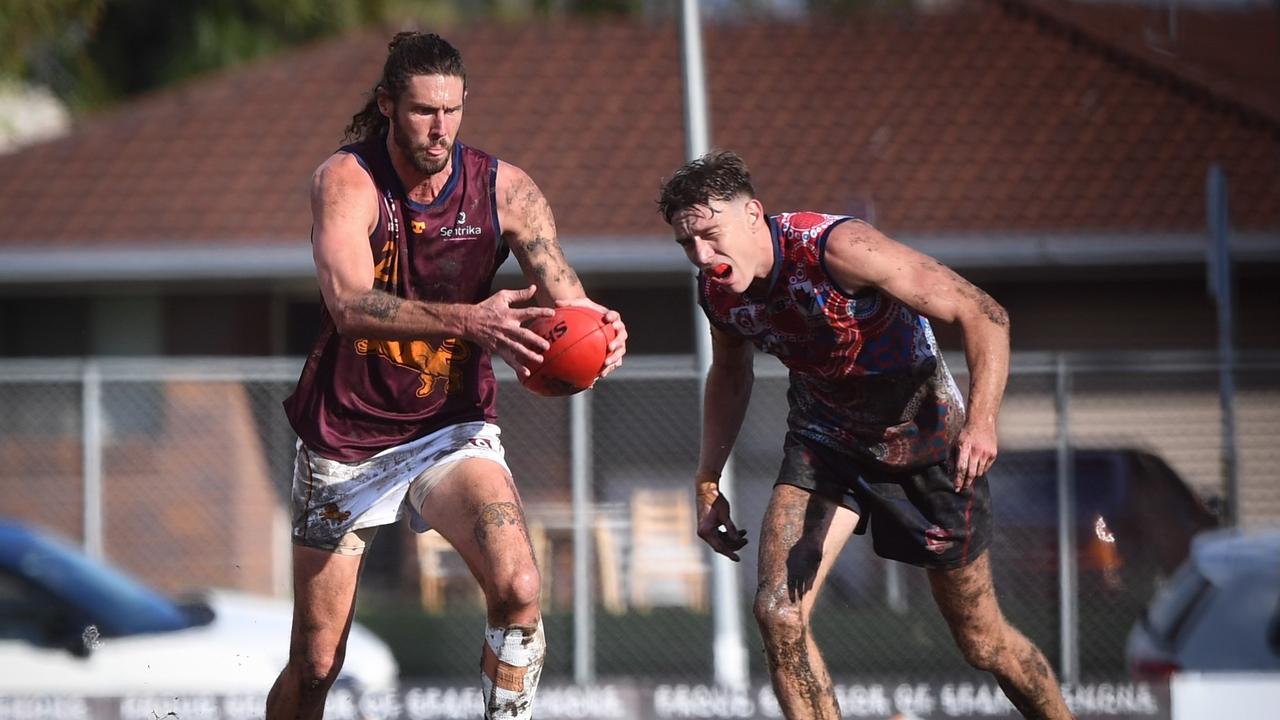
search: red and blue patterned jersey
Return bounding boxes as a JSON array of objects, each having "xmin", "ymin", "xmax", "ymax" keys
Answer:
[{"xmin": 698, "ymin": 212, "xmax": 966, "ymax": 469}]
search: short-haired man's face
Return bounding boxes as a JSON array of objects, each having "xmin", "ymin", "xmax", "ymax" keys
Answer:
[
  {"xmin": 670, "ymin": 195, "xmax": 768, "ymax": 294},
  {"xmin": 381, "ymin": 73, "xmax": 465, "ymax": 176}
]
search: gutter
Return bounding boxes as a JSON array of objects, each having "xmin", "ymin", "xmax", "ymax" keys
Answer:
[{"xmin": 0, "ymin": 231, "xmax": 1276, "ymax": 284}]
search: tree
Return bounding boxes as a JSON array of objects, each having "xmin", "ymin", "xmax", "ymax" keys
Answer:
[
  {"xmin": 1, "ymin": 0, "xmax": 460, "ymax": 111},
  {"xmin": 1, "ymin": 0, "xmax": 912, "ymax": 113}
]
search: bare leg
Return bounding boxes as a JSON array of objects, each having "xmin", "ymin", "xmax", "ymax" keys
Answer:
[
  {"xmin": 928, "ymin": 552, "xmax": 1072, "ymax": 720},
  {"xmin": 420, "ymin": 458, "xmax": 543, "ymax": 720},
  {"xmin": 266, "ymin": 544, "xmax": 365, "ymax": 720},
  {"xmin": 753, "ymin": 484, "xmax": 860, "ymax": 720}
]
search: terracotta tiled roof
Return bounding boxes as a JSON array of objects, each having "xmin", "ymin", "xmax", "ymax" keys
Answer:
[
  {"xmin": 0, "ymin": 0, "xmax": 1275, "ymax": 255},
  {"xmin": 1022, "ymin": 0, "xmax": 1280, "ymax": 123}
]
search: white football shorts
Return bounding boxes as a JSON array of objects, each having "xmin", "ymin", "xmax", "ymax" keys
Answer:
[{"xmin": 290, "ymin": 421, "xmax": 509, "ymax": 554}]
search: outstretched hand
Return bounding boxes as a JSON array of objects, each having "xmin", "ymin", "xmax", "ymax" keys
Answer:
[
  {"xmin": 469, "ymin": 285, "xmax": 554, "ymax": 379},
  {"xmin": 554, "ymin": 297, "xmax": 628, "ymax": 378},
  {"xmin": 952, "ymin": 421, "xmax": 998, "ymax": 491},
  {"xmin": 695, "ymin": 480, "xmax": 748, "ymax": 561}
]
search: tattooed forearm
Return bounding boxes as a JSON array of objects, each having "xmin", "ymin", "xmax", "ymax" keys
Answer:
[
  {"xmin": 504, "ymin": 169, "xmax": 582, "ymax": 291},
  {"xmin": 355, "ymin": 290, "xmax": 403, "ymax": 321},
  {"xmin": 523, "ymin": 228, "xmax": 581, "ymax": 287},
  {"xmin": 505, "ymin": 174, "xmax": 556, "ymax": 247}
]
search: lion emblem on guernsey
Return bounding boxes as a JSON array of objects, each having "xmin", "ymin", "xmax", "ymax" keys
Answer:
[{"xmin": 355, "ymin": 337, "xmax": 470, "ymax": 396}]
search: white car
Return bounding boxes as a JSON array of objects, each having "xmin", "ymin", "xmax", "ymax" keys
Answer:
[
  {"xmin": 1126, "ymin": 527, "xmax": 1280, "ymax": 678},
  {"xmin": 0, "ymin": 520, "xmax": 397, "ymax": 695}
]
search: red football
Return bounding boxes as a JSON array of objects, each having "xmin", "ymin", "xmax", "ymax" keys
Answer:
[{"xmin": 521, "ymin": 306, "xmax": 615, "ymax": 397}]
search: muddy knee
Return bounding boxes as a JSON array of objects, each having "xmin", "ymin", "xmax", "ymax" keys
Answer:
[
  {"xmin": 753, "ymin": 592, "xmax": 808, "ymax": 647},
  {"xmin": 954, "ymin": 631, "xmax": 1005, "ymax": 673}
]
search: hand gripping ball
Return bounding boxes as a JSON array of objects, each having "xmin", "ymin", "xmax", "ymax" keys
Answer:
[{"xmin": 521, "ymin": 306, "xmax": 615, "ymax": 397}]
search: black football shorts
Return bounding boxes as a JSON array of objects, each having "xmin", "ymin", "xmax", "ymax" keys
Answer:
[{"xmin": 775, "ymin": 431, "xmax": 992, "ymax": 570}]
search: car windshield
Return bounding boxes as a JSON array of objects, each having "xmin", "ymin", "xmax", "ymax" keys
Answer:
[
  {"xmin": 1144, "ymin": 561, "xmax": 1212, "ymax": 644},
  {"xmin": 5, "ymin": 525, "xmax": 191, "ymax": 637}
]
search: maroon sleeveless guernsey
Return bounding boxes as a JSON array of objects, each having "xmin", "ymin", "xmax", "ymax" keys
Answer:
[{"xmin": 283, "ymin": 138, "xmax": 509, "ymax": 462}]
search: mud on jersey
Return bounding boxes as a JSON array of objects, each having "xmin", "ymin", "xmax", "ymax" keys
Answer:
[{"xmin": 698, "ymin": 212, "xmax": 966, "ymax": 469}]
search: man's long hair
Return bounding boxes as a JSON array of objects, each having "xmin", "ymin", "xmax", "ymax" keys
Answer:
[
  {"xmin": 657, "ymin": 150, "xmax": 757, "ymax": 224},
  {"xmin": 344, "ymin": 32, "xmax": 467, "ymax": 143}
]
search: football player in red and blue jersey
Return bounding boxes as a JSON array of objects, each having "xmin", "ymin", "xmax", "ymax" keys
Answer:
[{"xmin": 659, "ymin": 151, "xmax": 1069, "ymax": 720}]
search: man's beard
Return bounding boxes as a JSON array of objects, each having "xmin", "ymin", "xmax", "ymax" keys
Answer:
[{"xmin": 393, "ymin": 123, "xmax": 451, "ymax": 175}]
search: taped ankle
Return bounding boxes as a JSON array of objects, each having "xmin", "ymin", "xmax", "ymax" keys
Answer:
[{"xmin": 480, "ymin": 619, "xmax": 545, "ymax": 720}]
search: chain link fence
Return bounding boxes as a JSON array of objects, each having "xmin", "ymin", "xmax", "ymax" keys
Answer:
[{"xmin": 1, "ymin": 352, "xmax": 1276, "ymax": 684}]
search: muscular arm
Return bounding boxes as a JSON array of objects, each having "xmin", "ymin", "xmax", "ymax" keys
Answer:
[
  {"xmin": 823, "ymin": 220, "xmax": 1011, "ymax": 487},
  {"xmin": 495, "ymin": 161, "xmax": 628, "ymax": 373},
  {"xmin": 698, "ymin": 326, "xmax": 755, "ymax": 483},
  {"xmin": 495, "ymin": 161, "xmax": 584, "ymax": 305},
  {"xmin": 311, "ymin": 153, "xmax": 471, "ymax": 339},
  {"xmin": 695, "ymin": 326, "xmax": 754, "ymax": 559},
  {"xmin": 310, "ymin": 153, "xmax": 551, "ymax": 372}
]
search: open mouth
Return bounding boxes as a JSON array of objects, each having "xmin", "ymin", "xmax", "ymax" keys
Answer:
[{"xmin": 709, "ymin": 263, "xmax": 732, "ymax": 282}]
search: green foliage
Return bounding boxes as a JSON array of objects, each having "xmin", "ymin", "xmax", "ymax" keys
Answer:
[
  {"xmin": 76, "ymin": 0, "xmax": 419, "ymax": 109},
  {"xmin": 0, "ymin": 0, "xmax": 906, "ymax": 113},
  {"xmin": 1, "ymin": 0, "xmax": 458, "ymax": 111},
  {"xmin": 0, "ymin": 0, "xmax": 104, "ymax": 92}
]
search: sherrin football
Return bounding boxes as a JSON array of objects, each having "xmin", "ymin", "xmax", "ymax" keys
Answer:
[{"xmin": 521, "ymin": 306, "xmax": 615, "ymax": 397}]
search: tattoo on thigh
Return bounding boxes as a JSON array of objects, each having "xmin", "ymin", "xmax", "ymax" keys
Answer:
[{"xmin": 474, "ymin": 502, "xmax": 529, "ymax": 545}]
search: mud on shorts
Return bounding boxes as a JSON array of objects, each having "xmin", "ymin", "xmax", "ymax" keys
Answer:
[
  {"xmin": 291, "ymin": 421, "xmax": 510, "ymax": 555},
  {"xmin": 776, "ymin": 431, "xmax": 992, "ymax": 570}
]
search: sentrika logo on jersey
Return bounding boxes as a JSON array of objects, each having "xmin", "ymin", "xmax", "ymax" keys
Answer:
[{"xmin": 441, "ymin": 210, "xmax": 483, "ymax": 240}]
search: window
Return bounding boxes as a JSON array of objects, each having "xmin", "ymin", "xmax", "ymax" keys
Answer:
[{"xmin": 1144, "ymin": 562, "xmax": 1213, "ymax": 648}]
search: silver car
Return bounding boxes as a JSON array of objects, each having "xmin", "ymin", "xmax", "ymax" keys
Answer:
[{"xmin": 1126, "ymin": 527, "xmax": 1280, "ymax": 678}]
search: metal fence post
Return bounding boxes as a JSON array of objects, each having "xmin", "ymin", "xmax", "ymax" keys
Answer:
[
  {"xmin": 1207, "ymin": 164, "xmax": 1239, "ymax": 526},
  {"xmin": 571, "ymin": 390, "xmax": 595, "ymax": 684},
  {"xmin": 885, "ymin": 558, "xmax": 907, "ymax": 614},
  {"xmin": 680, "ymin": 0, "xmax": 749, "ymax": 688},
  {"xmin": 81, "ymin": 359, "xmax": 104, "ymax": 561},
  {"xmin": 1055, "ymin": 355, "xmax": 1079, "ymax": 683}
]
